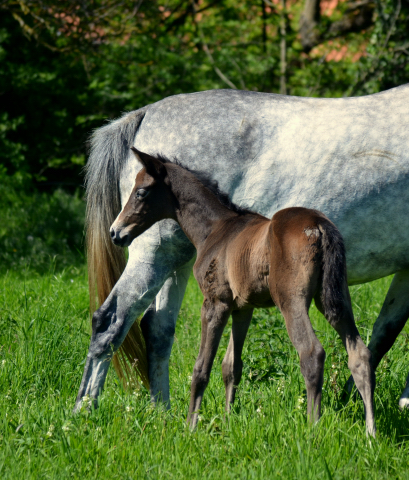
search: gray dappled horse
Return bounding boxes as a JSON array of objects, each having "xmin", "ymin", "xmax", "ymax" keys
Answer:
[{"xmin": 75, "ymin": 85, "xmax": 409, "ymax": 413}]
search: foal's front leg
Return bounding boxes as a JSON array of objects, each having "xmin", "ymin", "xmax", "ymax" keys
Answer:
[
  {"xmin": 188, "ymin": 299, "xmax": 231, "ymax": 428},
  {"xmin": 222, "ymin": 309, "xmax": 253, "ymax": 410}
]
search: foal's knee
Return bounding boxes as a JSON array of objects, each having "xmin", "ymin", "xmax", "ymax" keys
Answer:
[
  {"xmin": 222, "ymin": 356, "xmax": 243, "ymax": 386},
  {"xmin": 192, "ymin": 363, "xmax": 211, "ymax": 392},
  {"xmin": 300, "ymin": 344, "xmax": 326, "ymax": 388},
  {"xmin": 348, "ymin": 347, "xmax": 373, "ymax": 378}
]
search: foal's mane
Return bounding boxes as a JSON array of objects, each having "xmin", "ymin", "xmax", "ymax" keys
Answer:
[{"xmin": 158, "ymin": 154, "xmax": 255, "ymax": 216}]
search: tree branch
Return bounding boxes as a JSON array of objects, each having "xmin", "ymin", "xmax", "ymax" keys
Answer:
[
  {"xmin": 300, "ymin": 0, "xmax": 375, "ymax": 53},
  {"xmin": 191, "ymin": 0, "xmax": 237, "ymax": 89}
]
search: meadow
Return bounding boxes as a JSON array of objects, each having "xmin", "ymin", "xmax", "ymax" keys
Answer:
[{"xmin": 0, "ymin": 261, "xmax": 408, "ymax": 479}]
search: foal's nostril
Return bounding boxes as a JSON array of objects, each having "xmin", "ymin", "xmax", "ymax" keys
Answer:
[{"xmin": 110, "ymin": 229, "xmax": 115, "ymax": 239}]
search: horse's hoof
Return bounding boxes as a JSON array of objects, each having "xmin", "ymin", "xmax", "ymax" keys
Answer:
[
  {"xmin": 73, "ymin": 395, "xmax": 96, "ymax": 414},
  {"xmin": 399, "ymin": 396, "xmax": 409, "ymax": 410}
]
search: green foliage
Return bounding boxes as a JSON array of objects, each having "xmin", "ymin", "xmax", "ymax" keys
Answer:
[
  {"xmin": 0, "ymin": 179, "xmax": 85, "ymax": 273},
  {"xmin": 350, "ymin": 0, "xmax": 409, "ymax": 95},
  {"xmin": 0, "ymin": 270, "xmax": 408, "ymax": 478},
  {"xmin": 1, "ymin": 1, "xmax": 408, "ymax": 191}
]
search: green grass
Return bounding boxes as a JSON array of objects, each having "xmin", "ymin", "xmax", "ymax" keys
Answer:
[{"xmin": 0, "ymin": 266, "xmax": 408, "ymax": 479}]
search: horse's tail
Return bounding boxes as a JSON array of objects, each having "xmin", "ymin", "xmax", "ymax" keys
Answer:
[
  {"xmin": 318, "ymin": 218, "xmax": 349, "ymax": 322},
  {"xmin": 85, "ymin": 107, "xmax": 150, "ymax": 389}
]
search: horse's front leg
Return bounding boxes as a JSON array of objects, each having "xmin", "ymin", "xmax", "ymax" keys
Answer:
[
  {"xmin": 188, "ymin": 299, "xmax": 231, "ymax": 428},
  {"xmin": 74, "ymin": 263, "xmax": 161, "ymax": 412},
  {"xmin": 74, "ymin": 221, "xmax": 195, "ymax": 412},
  {"xmin": 222, "ymin": 309, "xmax": 253, "ymax": 410},
  {"xmin": 140, "ymin": 256, "xmax": 195, "ymax": 406}
]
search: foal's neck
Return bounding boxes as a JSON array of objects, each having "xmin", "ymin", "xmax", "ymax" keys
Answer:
[{"xmin": 166, "ymin": 164, "xmax": 237, "ymax": 248}]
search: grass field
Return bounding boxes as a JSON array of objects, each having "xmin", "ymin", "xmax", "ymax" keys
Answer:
[{"xmin": 0, "ymin": 264, "xmax": 408, "ymax": 479}]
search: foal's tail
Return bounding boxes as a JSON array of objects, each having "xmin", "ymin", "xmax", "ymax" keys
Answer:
[
  {"xmin": 85, "ymin": 107, "xmax": 150, "ymax": 389},
  {"xmin": 318, "ymin": 218, "xmax": 348, "ymax": 322}
]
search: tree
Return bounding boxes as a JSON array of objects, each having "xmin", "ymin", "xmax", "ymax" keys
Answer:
[{"xmin": 0, "ymin": 0, "xmax": 408, "ymax": 190}]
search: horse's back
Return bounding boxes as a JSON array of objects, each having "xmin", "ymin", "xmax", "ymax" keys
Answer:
[{"xmin": 128, "ymin": 85, "xmax": 409, "ymax": 284}]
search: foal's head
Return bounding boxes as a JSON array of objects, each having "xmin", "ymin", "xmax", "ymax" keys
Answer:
[{"xmin": 110, "ymin": 148, "xmax": 176, "ymax": 247}]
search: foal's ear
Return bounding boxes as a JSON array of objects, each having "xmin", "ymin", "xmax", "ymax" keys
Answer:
[{"xmin": 130, "ymin": 147, "xmax": 166, "ymax": 178}]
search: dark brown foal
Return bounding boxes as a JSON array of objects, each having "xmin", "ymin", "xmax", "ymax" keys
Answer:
[{"xmin": 110, "ymin": 148, "xmax": 376, "ymax": 436}]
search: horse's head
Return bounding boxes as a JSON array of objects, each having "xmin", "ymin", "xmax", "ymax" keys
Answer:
[{"xmin": 110, "ymin": 148, "xmax": 175, "ymax": 247}]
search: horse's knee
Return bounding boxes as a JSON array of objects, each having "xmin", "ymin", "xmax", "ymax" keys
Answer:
[
  {"xmin": 140, "ymin": 305, "xmax": 176, "ymax": 359},
  {"xmin": 88, "ymin": 307, "xmax": 125, "ymax": 358},
  {"xmin": 91, "ymin": 307, "xmax": 110, "ymax": 335},
  {"xmin": 300, "ymin": 344, "xmax": 326, "ymax": 388},
  {"xmin": 143, "ymin": 325, "xmax": 175, "ymax": 359}
]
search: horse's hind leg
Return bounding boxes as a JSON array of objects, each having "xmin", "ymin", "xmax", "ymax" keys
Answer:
[
  {"xmin": 315, "ymin": 293, "xmax": 376, "ymax": 436},
  {"xmin": 222, "ymin": 309, "xmax": 253, "ymax": 411},
  {"xmin": 344, "ymin": 270, "xmax": 409, "ymax": 406},
  {"xmin": 366, "ymin": 270, "xmax": 409, "ymax": 410},
  {"xmin": 279, "ymin": 298, "xmax": 326, "ymax": 423},
  {"xmin": 400, "ymin": 372, "xmax": 409, "ymax": 410}
]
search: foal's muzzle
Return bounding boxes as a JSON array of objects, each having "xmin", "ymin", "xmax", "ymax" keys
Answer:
[{"xmin": 110, "ymin": 227, "xmax": 130, "ymax": 247}]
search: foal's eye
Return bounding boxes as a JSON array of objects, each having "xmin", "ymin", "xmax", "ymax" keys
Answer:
[{"xmin": 136, "ymin": 189, "xmax": 149, "ymax": 200}]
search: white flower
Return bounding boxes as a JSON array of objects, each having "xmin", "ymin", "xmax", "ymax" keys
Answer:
[
  {"xmin": 126, "ymin": 405, "xmax": 133, "ymax": 413},
  {"xmin": 1, "ymin": 359, "xmax": 5, "ymax": 366},
  {"xmin": 62, "ymin": 422, "xmax": 72, "ymax": 432},
  {"xmin": 296, "ymin": 397, "xmax": 305, "ymax": 410},
  {"xmin": 46, "ymin": 424, "xmax": 55, "ymax": 437}
]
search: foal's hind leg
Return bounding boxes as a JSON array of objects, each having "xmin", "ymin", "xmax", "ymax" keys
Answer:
[
  {"xmin": 315, "ymin": 294, "xmax": 376, "ymax": 436},
  {"xmin": 222, "ymin": 309, "xmax": 253, "ymax": 411},
  {"xmin": 279, "ymin": 298, "xmax": 326, "ymax": 423}
]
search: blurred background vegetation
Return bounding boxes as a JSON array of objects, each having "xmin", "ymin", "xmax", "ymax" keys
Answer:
[{"xmin": 1, "ymin": 0, "xmax": 408, "ymax": 272}]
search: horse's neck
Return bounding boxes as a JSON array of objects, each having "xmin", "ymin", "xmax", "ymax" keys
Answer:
[{"xmin": 167, "ymin": 165, "xmax": 236, "ymax": 248}]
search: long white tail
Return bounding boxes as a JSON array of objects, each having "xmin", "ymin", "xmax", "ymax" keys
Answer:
[{"xmin": 85, "ymin": 107, "xmax": 150, "ymax": 389}]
